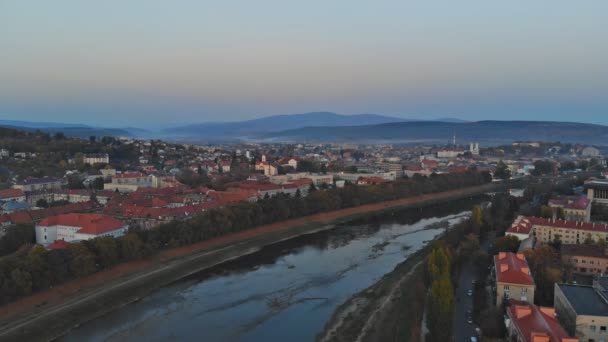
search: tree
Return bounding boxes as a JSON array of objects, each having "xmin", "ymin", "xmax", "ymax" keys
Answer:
[
  {"xmin": 494, "ymin": 236, "xmax": 520, "ymax": 253},
  {"xmin": 540, "ymin": 206, "xmax": 553, "ymax": 219},
  {"xmin": 36, "ymin": 198, "xmax": 49, "ymax": 208},
  {"xmin": 68, "ymin": 243, "xmax": 96, "ymax": 277},
  {"xmin": 494, "ymin": 160, "xmax": 511, "ymax": 180},
  {"xmin": 472, "ymin": 205, "xmax": 483, "ymax": 227}
]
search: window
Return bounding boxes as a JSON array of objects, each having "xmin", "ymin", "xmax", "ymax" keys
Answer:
[
  {"xmin": 591, "ymin": 325, "xmax": 597, "ymax": 332},
  {"xmin": 601, "ymin": 326, "xmax": 607, "ymax": 332},
  {"xmin": 522, "ymin": 288, "xmax": 528, "ymax": 293},
  {"xmin": 504, "ymin": 285, "xmax": 510, "ymax": 290}
]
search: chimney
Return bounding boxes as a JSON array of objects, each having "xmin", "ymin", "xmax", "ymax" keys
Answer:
[
  {"xmin": 515, "ymin": 305, "xmax": 532, "ymax": 319},
  {"xmin": 498, "ymin": 252, "xmax": 507, "ymax": 260},
  {"xmin": 531, "ymin": 335, "xmax": 550, "ymax": 342},
  {"xmin": 516, "ymin": 253, "xmax": 526, "ymax": 261},
  {"xmin": 500, "ymin": 264, "xmax": 509, "ymax": 273}
]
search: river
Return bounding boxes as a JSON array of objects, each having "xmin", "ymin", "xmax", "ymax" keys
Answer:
[{"xmin": 60, "ymin": 198, "xmax": 483, "ymax": 342}]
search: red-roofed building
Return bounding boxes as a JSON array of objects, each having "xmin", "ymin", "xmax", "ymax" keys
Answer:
[
  {"xmin": 495, "ymin": 252, "xmax": 536, "ymax": 305},
  {"xmin": 36, "ymin": 213, "xmax": 128, "ymax": 245},
  {"xmin": 548, "ymin": 196, "xmax": 591, "ymax": 222},
  {"xmin": 0, "ymin": 188, "xmax": 26, "ymax": 202},
  {"xmin": 506, "ymin": 300, "xmax": 577, "ymax": 342},
  {"xmin": 421, "ymin": 159, "xmax": 439, "ymax": 170},
  {"xmin": 507, "ymin": 216, "xmax": 534, "ymax": 240}
]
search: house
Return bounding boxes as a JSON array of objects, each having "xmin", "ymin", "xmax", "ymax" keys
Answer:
[
  {"xmin": 561, "ymin": 244, "xmax": 608, "ymax": 276},
  {"xmin": 35, "ymin": 213, "xmax": 128, "ymax": 245},
  {"xmin": 506, "ymin": 216, "xmax": 535, "ymax": 250},
  {"xmin": 255, "ymin": 161, "xmax": 278, "ymax": 176},
  {"xmin": 13, "ymin": 177, "xmax": 64, "ymax": 192},
  {"xmin": 554, "ymin": 280, "xmax": 608, "ymax": 342},
  {"xmin": 506, "ymin": 300, "xmax": 577, "ymax": 342},
  {"xmin": 548, "ymin": 196, "xmax": 591, "ymax": 222},
  {"xmin": 494, "ymin": 252, "xmax": 536, "ymax": 305},
  {"xmin": 0, "ymin": 188, "xmax": 26, "ymax": 203}
]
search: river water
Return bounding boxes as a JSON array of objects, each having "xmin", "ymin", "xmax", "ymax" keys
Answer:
[{"xmin": 61, "ymin": 199, "xmax": 482, "ymax": 342}]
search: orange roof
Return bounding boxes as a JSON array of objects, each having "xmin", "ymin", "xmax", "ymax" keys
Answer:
[
  {"xmin": 494, "ymin": 252, "xmax": 535, "ymax": 286},
  {"xmin": 39, "ymin": 213, "xmax": 126, "ymax": 235},
  {"xmin": 0, "ymin": 188, "xmax": 25, "ymax": 199},
  {"xmin": 507, "ymin": 300, "xmax": 577, "ymax": 342}
]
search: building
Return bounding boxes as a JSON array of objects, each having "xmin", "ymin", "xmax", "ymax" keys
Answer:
[
  {"xmin": 506, "ymin": 216, "xmax": 535, "ymax": 251},
  {"xmin": 104, "ymin": 172, "xmax": 153, "ymax": 192},
  {"xmin": 437, "ymin": 148, "xmax": 464, "ymax": 158},
  {"xmin": 582, "ymin": 146, "xmax": 601, "ymax": 157},
  {"xmin": 376, "ymin": 162, "xmax": 404, "ymax": 177},
  {"xmin": 548, "ymin": 196, "xmax": 591, "ymax": 222},
  {"xmin": 255, "ymin": 160, "xmax": 278, "ymax": 176},
  {"xmin": 554, "ymin": 281, "xmax": 608, "ymax": 342},
  {"xmin": 0, "ymin": 188, "xmax": 26, "ymax": 203},
  {"xmin": 561, "ymin": 244, "xmax": 608, "ymax": 276},
  {"xmin": 469, "ymin": 142, "xmax": 480, "ymax": 156},
  {"xmin": 83, "ymin": 153, "xmax": 109, "ymax": 165},
  {"xmin": 506, "ymin": 300, "xmax": 578, "ymax": 342},
  {"xmin": 494, "ymin": 252, "xmax": 536, "ymax": 305},
  {"xmin": 35, "ymin": 213, "xmax": 128, "ymax": 245},
  {"xmin": 585, "ymin": 179, "xmax": 608, "ymax": 205},
  {"xmin": 357, "ymin": 176, "xmax": 387, "ymax": 185},
  {"xmin": 13, "ymin": 177, "xmax": 64, "ymax": 192},
  {"xmin": 531, "ymin": 217, "xmax": 608, "ymax": 245}
]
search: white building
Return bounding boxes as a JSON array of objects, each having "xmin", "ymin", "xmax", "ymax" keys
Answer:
[
  {"xmin": 36, "ymin": 213, "xmax": 128, "ymax": 245},
  {"xmin": 84, "ymin": 153, "xmax": 110, "ymax": 165},
  {"xmin": 469, "ymin": 142, "xmax": 480, "ymax": 155}
]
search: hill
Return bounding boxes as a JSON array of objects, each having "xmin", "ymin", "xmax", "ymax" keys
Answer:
[
  {"xmin": 261, "ymin": 120, "xmax": 608, "ymax": 145},
  {"xmin": 162, "ymin": 112, "xmax": 413, "ymax": 138}
]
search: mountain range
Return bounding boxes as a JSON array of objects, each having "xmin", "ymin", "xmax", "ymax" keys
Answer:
[
  {"xmin": 161, "ymin": 112, "xmax": 450, "ymax": 138},
  {"xmin": 1, "ymin": 113, "xmax": 607, "ymax": 145},
  {"xmin": 261, "ymin": 120, "xmax": 608, "ymax": 145}
]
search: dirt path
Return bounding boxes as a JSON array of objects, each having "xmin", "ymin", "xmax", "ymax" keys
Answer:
[{"xmin": 0, "ymin": 184, "xmax": 497, "ymax": 342}]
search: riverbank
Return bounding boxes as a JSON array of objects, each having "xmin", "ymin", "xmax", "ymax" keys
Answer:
[
  {"xmin": 317, "ymin": 237, "xmax": 430, "ymax": 342},
  {"xmin": 0, "ymin": 183, "xmax": 499, "ymax": 342}
]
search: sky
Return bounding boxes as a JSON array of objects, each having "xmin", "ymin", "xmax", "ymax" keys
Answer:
[{"xmin": 1, "ymin": 1, "xmax": 607, "ymax": 128}]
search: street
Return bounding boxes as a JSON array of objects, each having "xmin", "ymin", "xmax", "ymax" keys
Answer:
[{"xmin": 453, "ymin": 232, "xmax": 493, "ymax": 342}]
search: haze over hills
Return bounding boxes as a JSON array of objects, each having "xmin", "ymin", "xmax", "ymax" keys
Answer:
[
  {"xmin": 261, "ymin": 120, "xmax": 608, "ymax": 145},
  {"xmin": 0, "ymin": 120, "xmax": 150, "ymax": 139}
]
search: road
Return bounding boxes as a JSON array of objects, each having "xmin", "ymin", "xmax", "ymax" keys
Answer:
[{"xmin": 453, "ymin": 232, "xmax": 493, "ymax": 342}]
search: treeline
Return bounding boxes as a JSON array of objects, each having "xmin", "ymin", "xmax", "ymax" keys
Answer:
[{"xmin": 0, "ymin": 170, "xmax": 491, "ymax": 306}]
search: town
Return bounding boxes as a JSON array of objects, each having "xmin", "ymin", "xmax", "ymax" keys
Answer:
[{"xmin": 2, "ymin": 126, "xmax": 608, "ymax": 342}]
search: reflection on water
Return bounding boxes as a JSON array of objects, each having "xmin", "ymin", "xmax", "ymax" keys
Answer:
[{"xmin": 61, "ymin": 198, "xmax": 483, "ymax": 342}]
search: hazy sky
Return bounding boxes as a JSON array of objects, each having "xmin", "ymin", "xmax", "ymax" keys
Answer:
[{"xmin": 1, "ymin": 1, "xmax": 607, "ymax": 128}]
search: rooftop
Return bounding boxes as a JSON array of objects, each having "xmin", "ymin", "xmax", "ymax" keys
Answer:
[
  {"xmin": 494, "ymin": 252, "xmax": 535, "ymax": 286},
  {"xmin": 507, "ymin": 300, "xmax": 577, "ymax": 342},
  {"xmin": 38, "ymin": 213, "xmax": 125, "ymax": 235},
  {"xmin": 557, "ymin": 284, "xmax": 608, "ymax": 316}
]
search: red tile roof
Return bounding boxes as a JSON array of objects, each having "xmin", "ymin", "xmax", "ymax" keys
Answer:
[
  {"xmin": 47, "ymin": 239, "xmax": 71, "ymax": 250},
  {"xmin": 528, "ymin": 216, "xmax": 608, "ymax": 233},
  {"xmin": 507, "ymin": 300, "xmax": 577, "ymax": 342},
  {"xmin": 38, "ymin": 213, "xmax": 126, "ymax": 235},
  {"xmin": 494, "ymin": 252, "xmax": 535, "ymax": 286},
  {"xmin": 0, "ymin": 188, "xmax": 25, "ymax": 199},
  {"xmin": 548, "ymin": 196, "xmax": 590, "ymax": 210},
  {"xmin": 507, "ymin": 216, "xmax": 534, "ymax": 236}
]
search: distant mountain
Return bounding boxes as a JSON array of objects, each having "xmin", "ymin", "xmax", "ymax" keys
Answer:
[
  {"xmin": 163, "ymin": 112, "xmax": 409, "ymax": 138},
  {"xmin": 0, "ymin": 119, "xmax": 90, "ymax": 129},
  {"xmin": 261, "ymin": 120, "xmax": 608, "ymax": 145}
]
